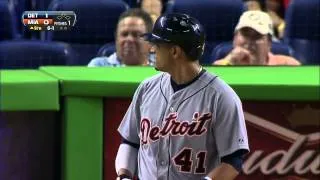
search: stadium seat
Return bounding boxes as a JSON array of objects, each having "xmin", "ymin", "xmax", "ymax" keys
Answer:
[
  {"xmin": 165, "ymin": 0, "xmax": 244, "ymax": 64},
  {"xmin": 0, "ymin": 40, "xmax": 75, "ymax": 69},
  {"xmin": 122, "ymin": 0, "xmax": 170, "ymax": 8},
  {"xmin": 8, "ymin": 0, "xmax": 29, "ymax": 34},
  {"xmin": 0, "ymin": 1, "xmax": 18, "ymax": 40},
  {"xmin": 11, "ymin": 0, "xmax": 56, "ymax": 39},
  {"xmin": 284, "ymin": 0, "xmax": 320, "ymax": 65},
  {"xmin": 122, "ymin": 0, "xmax": 140, "ymax": 8},
  {"xmin": 9, "ymin": 0, "xmax": 41, "ymax": 39},
  {"xmin": 46, "ymin": 0, "xmax": 128, "ymax": 65},
  {"xmin": 31, "ymin": 0, "xmax": 53, "ymax": 10},
  {"xmin": 96, "ymin": 42, "xmax": 116, "ymax": 57},
  {"xmin": 211, "ymin": 41, "xmax": 294, "ymax": 63}
]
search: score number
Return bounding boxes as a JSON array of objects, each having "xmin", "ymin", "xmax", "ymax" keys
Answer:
[{"xmin": 47, "ymin": 26, "xmax": 54, "ymax": 31}]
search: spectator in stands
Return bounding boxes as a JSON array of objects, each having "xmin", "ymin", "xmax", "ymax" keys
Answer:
[
  {"xmin": 213, "ymin": 11, "xmax": 300, "ymax": 66},
  {"xmin": 88, "ymin": 9, "xmax": 154, "ymax": 67},
  {"xmin": 243, "ymin": 0, "xmax": 265, "ymax": 11},
  {"xmin": 243, "ymin": 0, "xmax": 283, "ymax": 41},
  {"xmin": 265, "ymin": 0, "xmax": 286, "ymax": 39},
  {"xmin": 141, "ymin": 0, "xmax": 163, "ymax": 23}
]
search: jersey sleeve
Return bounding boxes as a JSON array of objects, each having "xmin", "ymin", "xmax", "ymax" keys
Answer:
[
  {"xmin": 213, "ymin": 89, "xmax": 249, "ymax": 158},
  {"xmin": 117, "ymin": 82, "xmax": 145, "ymax": 144}
]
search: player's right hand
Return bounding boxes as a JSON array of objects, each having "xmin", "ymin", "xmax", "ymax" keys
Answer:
[{"xmin": 227, "ymin": 46, "xmax": 252, "ymax": 65}]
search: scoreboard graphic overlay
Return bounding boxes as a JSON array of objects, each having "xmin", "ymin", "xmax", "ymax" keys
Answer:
[{"xmin": 22, "ymin": 11, "xmax": 77, "ymax": 31}]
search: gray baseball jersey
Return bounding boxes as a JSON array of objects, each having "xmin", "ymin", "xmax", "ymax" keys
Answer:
[{"xmin": 118, "ymin": 71, "xmax": 249, "ymax": 180}]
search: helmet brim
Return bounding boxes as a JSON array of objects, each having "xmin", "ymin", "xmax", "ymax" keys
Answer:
[{"xmin": 141, "ymin": 33, "xmax": 171, "ymax": 43}]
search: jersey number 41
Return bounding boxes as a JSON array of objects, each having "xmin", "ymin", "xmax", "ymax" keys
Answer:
[{"xmin": 173, "ymin": 148, "xmax": 207, "ymax": 174}]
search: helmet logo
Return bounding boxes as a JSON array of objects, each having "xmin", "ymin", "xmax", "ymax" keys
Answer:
[{"xmin": 191, "ymin": 24, "xmax": 200, "ymax": 32}]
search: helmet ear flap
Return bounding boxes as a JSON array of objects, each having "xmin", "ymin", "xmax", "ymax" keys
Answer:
[
  {"xmin": 188, "ymin": 48, "xmax": 198, "ymax": 60},
  {"xmin": 187, "ymin": 42, "xmax": 205, "ymax": 60}
]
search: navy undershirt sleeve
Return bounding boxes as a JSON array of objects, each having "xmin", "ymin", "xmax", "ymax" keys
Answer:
[
  {"xmin": 221, "ymin": 149, "xmax": 248, "ymax": 172},
  {"xmin": 121, "ymin": 137, "xmax": 140, "ymax": 149}
]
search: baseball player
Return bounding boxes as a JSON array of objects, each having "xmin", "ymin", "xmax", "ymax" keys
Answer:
[{"xmin": 115, "ymin": 13, "xmax": 249, "ymax": 180}]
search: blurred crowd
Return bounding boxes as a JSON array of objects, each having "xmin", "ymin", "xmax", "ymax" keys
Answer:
[{"xmin": 0, "ymin": 0, "xmax": 319, "ymax": 69}]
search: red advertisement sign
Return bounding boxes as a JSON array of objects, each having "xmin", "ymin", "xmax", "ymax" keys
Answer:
[
  {"xmin": 104, "ymin": 99, "xmax": 320, "ymax": 180},
  {"xmin": 238, "ymin": 102, "xmax": 319, "ymax": 180}
]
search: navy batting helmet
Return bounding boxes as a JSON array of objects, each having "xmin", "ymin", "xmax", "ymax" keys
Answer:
[{"xmin": 143, "ymin": 13, "xmax": 206, "ymax": 60}]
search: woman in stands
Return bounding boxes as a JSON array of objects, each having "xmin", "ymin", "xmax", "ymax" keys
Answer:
[
  {"xmin": 265, "ymin": 0, "xmax": 286, "ymax": 39},
  {"xmin": 243, "ymin": 0, "xmax": 265, "ymax": 11}
]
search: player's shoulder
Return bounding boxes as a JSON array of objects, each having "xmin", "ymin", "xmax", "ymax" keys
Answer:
[
  {"xmin": 138, "ymin": 72, "xmax": 166, "ymax": 91},
  {"xmin": 203, "ymin": 71, "xmax": 240, "ymax": 98},
  {"xmin": 141, "ymin": 72, "xmax": 164, "ymax": 84}
]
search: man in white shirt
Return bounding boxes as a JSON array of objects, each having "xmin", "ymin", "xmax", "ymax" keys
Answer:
[{"xmin": 88, "ymin": 8, "xmax": 154, "ymax": 67}]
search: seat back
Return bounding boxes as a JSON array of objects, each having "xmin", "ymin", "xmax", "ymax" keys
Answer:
[
  {"xmin": 46, "ymin": 0, "xmax": 128, "ymax": 65},
  {"xmin": 284, "ymin": 0, "xmax": 320, "ymax": 64},
  {"xmin": 96, "ymin": 42, "xmax": 116, "ymax": 57},
  {"xmin": 122, "ymin": 0, "xmax": 139, "ymax": 8},
  {"xmin": 164, "ymin": 0, "xmax": 244, "ymax": 64},
  {"xmin": 0, "ymin": 40, "xmax": 75, "ymax": 69},
  {"xmin": 0, "ymin": 1, "xmax": 18, "ymax": 40},
  {"xmin": 32, "ymin": 0, "xmax": 53, "ymax": 10},
  {"xmin": 65, "ymin": 44, "xmax": 103, "ymax": 65},
  {"xmin": 46, "ymin": 0, "xmax": 128, "ymax": 44}
]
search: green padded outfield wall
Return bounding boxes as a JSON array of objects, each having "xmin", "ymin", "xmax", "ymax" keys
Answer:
[
  {"xmin": 0, "ymin": 70, "xmax": 60, "ymax": 180},
  {"xmin": 40, "ymin": 66, "xmax": 319, "ymax": 100}
]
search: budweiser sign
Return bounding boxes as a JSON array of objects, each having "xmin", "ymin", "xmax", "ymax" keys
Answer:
[
  {"xmin": 244, "ymin": 133, "xmax": 319, "ymax": 175},
  {"xmin": 241, "ymin": 109, "xmax": 320, "ymax": 179}
]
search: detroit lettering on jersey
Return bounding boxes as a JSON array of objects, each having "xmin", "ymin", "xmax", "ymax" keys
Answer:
[{"xmin": 140, "ymin": 112, "xmax": 212, "ymax": 144}]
